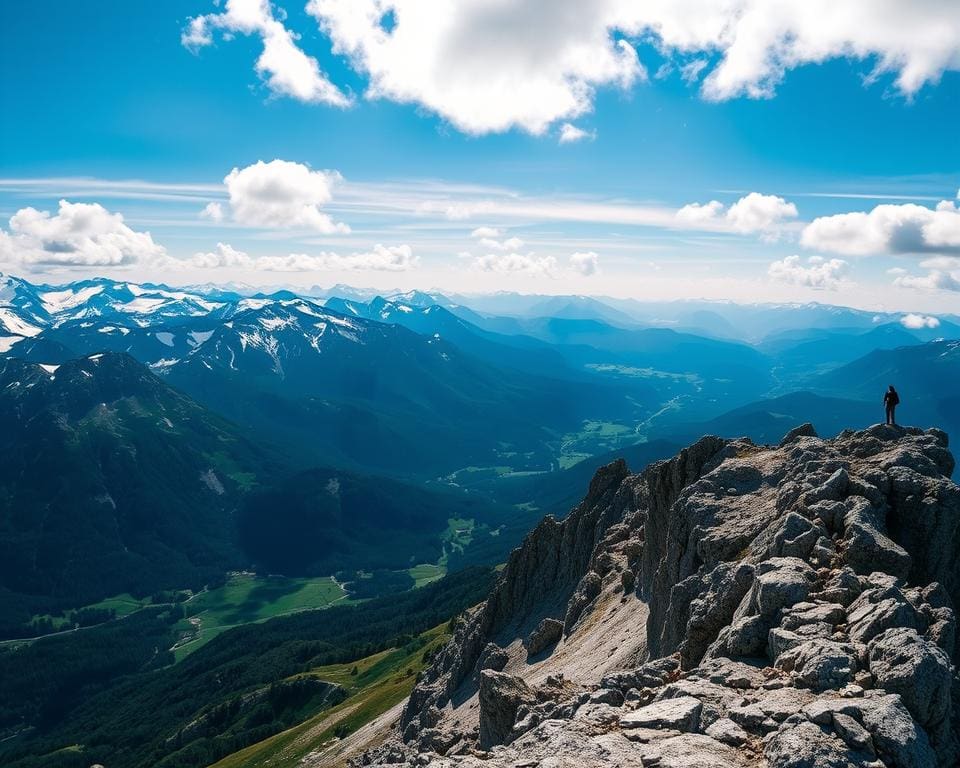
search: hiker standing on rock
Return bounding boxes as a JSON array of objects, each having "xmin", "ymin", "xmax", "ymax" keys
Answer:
[{"xmin": 884, "ymin": 385, "xmax": 900, "ymax": 425}]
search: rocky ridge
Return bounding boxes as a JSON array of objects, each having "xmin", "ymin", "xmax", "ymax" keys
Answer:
[{"xmin": 357, "ymin": 424, "xmax": 960, "ymax": 767}]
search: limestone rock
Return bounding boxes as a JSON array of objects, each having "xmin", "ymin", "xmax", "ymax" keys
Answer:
[
  {"xmin": 362, "ymin": 426, "xmax": 960, "ymax": 768},
  {"xmin": 619, "ymin": 696, "xmax": 703, "ymax": 732},
  {"xmin": 525, "ymin": 617, "xmax": 563, "ymax": 656},
  {"xmin": 867, "ymin": 627, "xmax": 954, "ymax": 760},
  {"xmin": 478, "ymin": 670, "xmax": 534, "ymax": 749},
  {"xmin": 774, "ymin": 639, "xmax": 859, "ymax": 691}
]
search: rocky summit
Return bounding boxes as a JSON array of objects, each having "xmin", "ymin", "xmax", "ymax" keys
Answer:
[{"xmin": 356, "ymin": 424, "xmax": 960, "ymax": 768}]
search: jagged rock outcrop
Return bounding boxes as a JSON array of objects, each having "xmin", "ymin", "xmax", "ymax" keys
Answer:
[{"xmin": 358, "ymin": 425, "xmax": 960, "ymax": 767}]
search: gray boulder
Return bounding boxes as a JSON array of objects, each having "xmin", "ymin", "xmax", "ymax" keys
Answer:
[
  {"xmin": 619, "ymin": 695, "xmax": 703, "ymax": 732},
  {"xmin": 525, "ymin": 617, "xmax": 563, "ymax": 656},
  {"xmin": 478, "ymin": 670, "xmax": 534, "ymax": 749},
  {"xmin": 868, "ymin": 627, "xmax": 954, "ymax": 760}
]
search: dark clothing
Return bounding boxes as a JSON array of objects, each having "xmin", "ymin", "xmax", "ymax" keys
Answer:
[{"xmin": 883, "ymin": 390, "xmax": 900, "ymax": 425}]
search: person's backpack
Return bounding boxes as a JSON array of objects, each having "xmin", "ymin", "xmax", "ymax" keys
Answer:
[{"xmin": 891, "ymin": 390, "xmax": 900, "ymax": 406}]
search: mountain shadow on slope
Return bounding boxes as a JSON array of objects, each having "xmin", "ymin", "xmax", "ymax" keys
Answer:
[
  {"xmin": 0, "ymin": 353, "xmax": 269, "ymax": 635},
  {"xmin": 237, "ymin": 467, "xmax": 509, "ymax": 575}
]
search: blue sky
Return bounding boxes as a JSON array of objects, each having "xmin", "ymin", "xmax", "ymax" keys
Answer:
[{"xmin": 1, "ymin": 1, "xmax": 958, "ymax": 311}]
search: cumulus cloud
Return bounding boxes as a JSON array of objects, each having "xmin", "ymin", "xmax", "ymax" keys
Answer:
[
  {"xmin": 676, "ymin": 193, "xmax": 797, "ymax": 238},
  {"xmin": 191, "ymin": 242, "xmax": 253, "ymax": 268},
  {"xmin": 469, "ymin": 226, "xmax": 500, "ymax": 239},
  {"xmin": 558, "ymin": 123, "xmax": 595, "ymax": 144},
  {"xmin": 224, "ymin": 159, "xmax": 350, "ymax": 233},
  {"xmin": 290, "ymin": 1, "xmax": 960, "ymax": 135},
  {"xmin": 200, "ymin": 201, "xmax": 224, "ymax": 222},
  {"xmin": 478, "ymin": 235, "xmax": 524, "ymax": 252},
  {"xmin": 255, "ymin": 245, "xmax": 416, "ymax": 271},
  {"xmin": 183, "ymin": 0, "xmax": 350, "ymax": 106},
  {"xmin": 308, "ymin": 0, "xmax": 645, "ymax": 135},
  {"xmin": 768, "ymin": 254, "xmax": 849, "ymax": 289},
  {"xmin": 900, "ymin": 313, "xmax": 941, "ymax": 329},
  {"xmin": 472, "ymin": 252, "xmax": 558, "ymax": 276},
  {"xmin": 191, "ymin": 242, "xmax": 417, "ymax": 272},
  {"xmin": 801, "ymin": 200, "xmax": 960, "ymax": 256},
  {"xmin": 471, "ymin": 248, "xmax": 599, "ymax": 278},
  {"xmin": 569, "ymin": 251, "xmax": 599, "ymax": 275},
  {"xmin": 0, "ymin": 200, "xmax": 166, "ymax": 268},
  {"xmin": 893, "ymin": 269, "xmax": 960, "ymax": 292}
]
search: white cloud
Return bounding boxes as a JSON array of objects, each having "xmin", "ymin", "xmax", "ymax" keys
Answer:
[
  {"xmin": 676, "ymin": 193, "xmax": 797, "ymax": 238},
  {"xmin": 255, "ymin": 244, "xmax": 417, "ymax": 272},
  {"xmin": 569, "ymin": 251, "xmax": 599, "ymax": 275},
  {"xmin": 224, "ymin": 159, "xmax": 350, "ymax": 233},
  {"xmin": 920, "ymin": 255, "xmax": 960, "ymax": 271},
  {"xmin": 418, "ymin": 200, "xmax": 494, "ymax": 220},
  {"xmin": 190, "ymin": 242, "xmax": 417, "ymax": 272},
  {"xmin": 893, "ymin": 269, "xmax": 960, "ymax": 292},
  {"xmin": 726, "ymin": 193, "xmax": 799, "ymax": 236},
  {"xmin": 675, "ymin": 200, "xmax": 725, "ymax": 225},
  {"xmin": 479, "ymin": 235, "xmax": 524, "ymax": 252},
  {"xmin": 183, "ymin": 0, "xmax": 350, "ymax": 106},
  {"xmin": 558, "ymin": 123, "xmax": 595, "ymax": 144},
  {"xmin": 469, "ymin": 226, "xmax": 500, "ymax": 239},
  {"xmin": 768, "ymin": 254, "xmax": 849, "ymax": 289},
  {"xmin": 801, "ymin": 200, "xmax": 960, "ymax": 256},
  {"xmin": 680, "ymin": 59, "xmax": 708, "ymax": 84},
  {"xmin": 0, "ymin": 200, "xmax": 166, "ymax": 268},
  {"xmin": 299, "ymin": 1, "xmax": 959, "ymax": 134},
  {"xmin": 308, "ymin": 0, "xmax": 645, "ymax": 135},
  {"xmin": 900, "ymin": 313, "xmax": 941, "ymax": 329},
  {"xmin": 200, "ymin": 201, "xmax": 225, "ymax": 222},
  {"xmin": 192, "ymin": 242, "xmax": 253, "ymax": 268},
  {"xmin": 472, "ymin": 252, "xmax": 558, "ymax": 277}
]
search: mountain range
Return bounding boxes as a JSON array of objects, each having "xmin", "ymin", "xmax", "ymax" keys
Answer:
[{"xmin": 2, "ymin": 273, "xmax": 960, "ymax": 768}]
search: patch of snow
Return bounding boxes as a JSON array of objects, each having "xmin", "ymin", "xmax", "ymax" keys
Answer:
[
  {"xmin": 0, "ymin": 308, "xmax": 42, "ymax": 337},
  {"xmin": 290, "ymin": 301, "xmax": 325, "ymax": 318},
  {"xmin": 397, "ymin": 304, "xmax": 413, "ymax": 313},
  {"xmin": 39, "ymin": 284, "xmax": 104, "ymax": 314},
  {"xmin": 238, "ymin": 298, "xmax": 272, "ymax": 311},
  {"xmin": 259, "ymin": 315, "xmax": 295, "ymax": 331},
  {"xmin": 155, "ymin": 331, "xmax": 175, "ymax": 347},
  {"xmin": 149, "ymin": 358, "xmax": 179, "ymax": 369},
  {"xmin": 38, "ymin": 363, "xmax": 60, "ymax": 374},
  {"xmin": 98, "ymin": 325, "xmax": 130, "ymax": 335},
  {"xmin": 326, "ymin": 314, "xmax": 361, "ymax": 331},
  {"xmin": 121, "ymin": 297, "xmax": 167, "ymax": 313},
  {"xmin": 88, "ymin": 353, "xmax": 104, "ymax": 361},
  {"xmin": 238, "ymin": 329, "xmax": 283, "ymax": 373},
  {"xmin": 0, "ymin": 335, "xmax": 23, "ymax": 353},
  {"xmin": 188, "ymin": 330, "xmax": 214, "ymax": 347}
]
